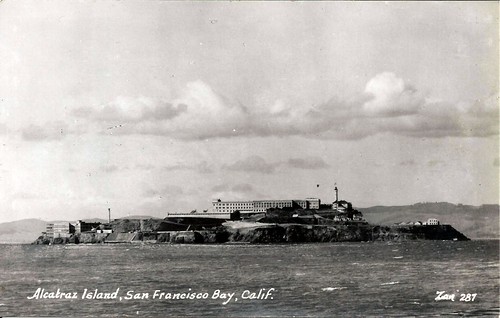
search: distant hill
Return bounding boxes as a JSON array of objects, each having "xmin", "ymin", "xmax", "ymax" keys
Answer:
[
  {"xmin": 359, "ymin": 202, "xmax": 499, "ymax": 239},
  {"xmin": 0, "ymin": 219, "xmax": 47, "ymax": 244},
  {"xmin": 81, "ymin": 218, "xmax": 108, "ymax": 223}
]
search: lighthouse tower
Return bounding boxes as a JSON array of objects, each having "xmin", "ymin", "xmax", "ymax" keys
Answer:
[{"xmin": 334, "ymin": 185, "xmax": 339, "ymax": 211}]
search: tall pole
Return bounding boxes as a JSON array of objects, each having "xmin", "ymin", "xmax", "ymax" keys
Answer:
[
  {"xmin": 108, "ymin": 208, "xmax": 111, "ymax": 223},
  {"xmin": 334, "ymin": 186, "xmax": 338, "ymax": 211}
]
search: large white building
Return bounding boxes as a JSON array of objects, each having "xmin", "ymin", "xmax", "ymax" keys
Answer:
[
  {"xmin": 46, "ymin": 222, "xmax": 75, "ymax": 238},
  {"xmin": 212, "ymin": 198, "xmax": 321, "ymax": 215}
]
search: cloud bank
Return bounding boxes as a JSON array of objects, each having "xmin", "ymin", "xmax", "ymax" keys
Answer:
[
  {"xmin": 163, "ymin": 161, "xmax": 213, "ymax": 174},
  {"xmin": 223, "ymin": 155, "xmax": 330, "ymax": 173},
  {"xmin": 68, "ymin": 72, "xmax": 498, "ymax": 141}
]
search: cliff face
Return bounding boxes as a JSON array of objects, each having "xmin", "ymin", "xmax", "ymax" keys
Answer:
[
  {"xmin": 32, "ymin": 221, "xmax": 469, "ymax": 245},
  {"xmin": 33, "ymin": 234, "xmax": 77, "ymax": 245},
  {"xmin": 371, "ymin": 224, "xmax": 469, "ymax": 241},
  {"xmin": 243, "ymin": 224, "xmax": 371, "ymax": 243},
  {"xmin": 78, "ymin": 233, "xmax": 108, "ymax": 243},
  {"xmin": 224, "ymin": 223, "xmax": 468, "ymax": 243}
]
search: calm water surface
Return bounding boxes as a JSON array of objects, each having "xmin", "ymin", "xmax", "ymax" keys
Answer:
[{"xmin": 0, "ymin": 240, "xmax": 498, "ymax": 317}]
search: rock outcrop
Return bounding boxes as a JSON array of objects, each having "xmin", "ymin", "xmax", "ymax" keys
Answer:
[
  {"xmin": 32, "ymin": 220, "xmax": 469, "ymax": 244},
  {"xmin": 226, "ymin": 224, "xmax": 374, "ymax": 243},
  {"xmin": 372, "ymin": 224, "xmax": 469, "ymax": 241}
]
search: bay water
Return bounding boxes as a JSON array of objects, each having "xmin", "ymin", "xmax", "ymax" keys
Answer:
[{"xmin": 0, "ymin": 240, "xmax": 498, "ymax": 317}]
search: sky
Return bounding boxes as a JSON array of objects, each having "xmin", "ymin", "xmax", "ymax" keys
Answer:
[{"xmin": 0, "ymin": 1, "xmax": 498, "ymax": 223}]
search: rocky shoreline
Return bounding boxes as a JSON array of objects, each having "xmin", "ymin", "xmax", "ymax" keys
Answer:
[{"xmin": 33, "ymin": 220, "xmax": 469, "ymax": 245}]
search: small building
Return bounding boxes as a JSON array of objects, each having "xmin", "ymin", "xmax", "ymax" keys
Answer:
[
  {"xmin": 333, "ymin": 215, "xmax": 348, "ymax": 222},
  {"xmin": 47, "ymin": 222, "xmax": 75, "ymax": 238},
  {"xmin": 352, "ymin": 215, "xmax": 364, "ymax": 221},
  {"xmin": 424, "ymin": 218, "xmax": 440, "ymax": 225},
  {"xmin": 45, "ymin": 223, "xmax": 54, "ymax": 238},
  {"xmin": 305, "ymin": 198, "xmax": 321, "ymax": 210},
  {"xmin": 96, "ymin": 224, "xmax": 113, "ymax": 234},
  {"xmin": 333, "ymin": 200, "xmax": 352, "ymax": 213},
  {"xmin": 96, "ymin": 229, "xmax": 113, "ymax": 234},
  {"xmin": 75, "ymin": 220, "xmax": 101, "ymax": 234}
]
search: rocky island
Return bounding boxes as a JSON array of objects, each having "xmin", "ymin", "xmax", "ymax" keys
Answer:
[{"xmin": 33, "ymin": 193, "xmax": 470, "ymax": 245}]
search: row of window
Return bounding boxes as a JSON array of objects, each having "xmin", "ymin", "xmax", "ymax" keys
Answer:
[
  {"xmin": 216, "ymin": 208, "xmax": 253, "ymax": 211},
  {"xmin": 214, "ymin": 199, "xmax": 321, "ymax": 211}
]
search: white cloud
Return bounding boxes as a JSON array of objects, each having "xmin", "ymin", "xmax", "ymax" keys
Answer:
[
  {"xmin": 62, "ymin": 73, "xmax": 498, "ymax": 141},
  {"xmin": 72, "ymin": 96, "xmax": 187, "ymax": 124},
  {"xmin": 363, "ymin": 72, "xmax": 422, "ymax": 117}
]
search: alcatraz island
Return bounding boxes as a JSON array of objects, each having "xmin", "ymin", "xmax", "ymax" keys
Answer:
[{"xmin": 34, "ymin": 187, "xmax": 469, "ymax": 245}]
